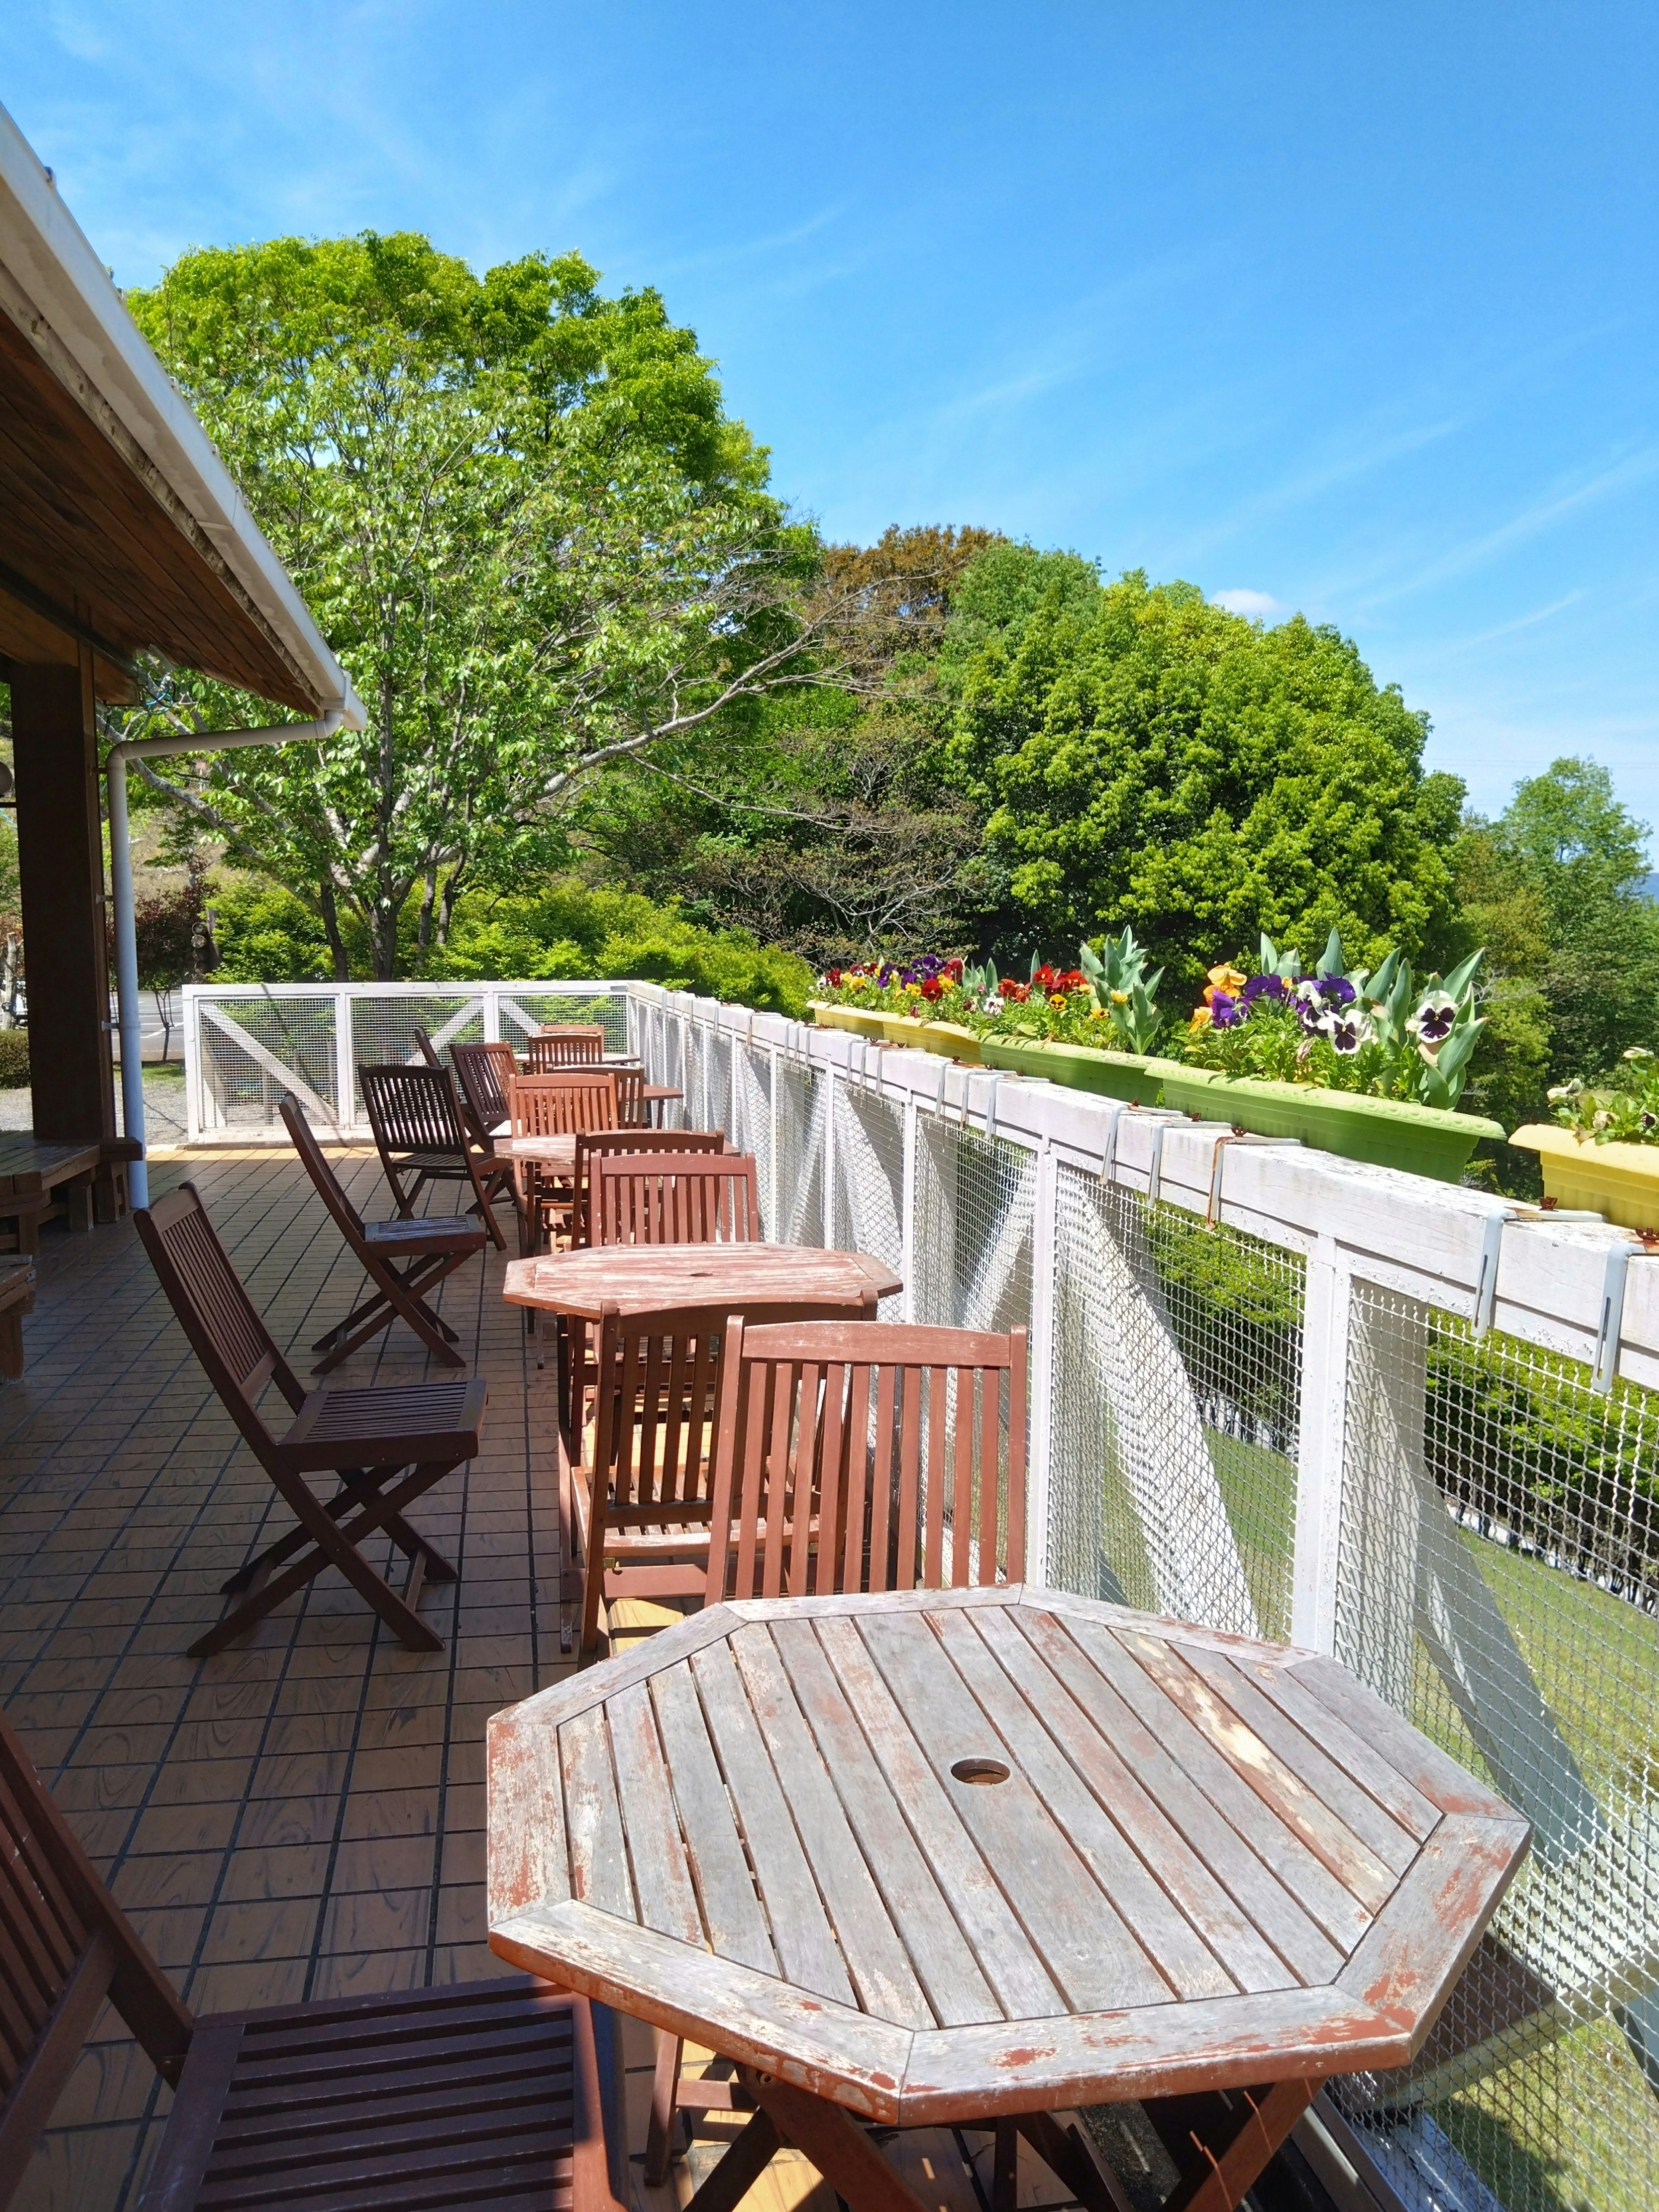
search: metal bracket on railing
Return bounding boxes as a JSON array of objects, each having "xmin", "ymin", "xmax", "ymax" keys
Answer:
[
  {"xmin": 1205, "ymin": 1130, "xmax": 1298, "ymax": 1230},
  {"xmin": 1592, "ymin": 1236, "xmax": 1653, "ymax": 1394},
  {"xmin": 934, "ymin": 1061, "xmax": 949, "ymax": 1117},
  {"xmin": 1147, "ymin": 1119, "xmax": 1168, "ymax": 1209},
  {"xmin": 1473, "ymin": 1207, "xmax": 1519, "ymax": 1340},
  {"xmin": 1097, "ymin": 1102, "xmax": 1128, "ymax": 1191},
  {"xmin": 983, "ymin": 1072, "xmax": 1003, "ymax": 1140}
]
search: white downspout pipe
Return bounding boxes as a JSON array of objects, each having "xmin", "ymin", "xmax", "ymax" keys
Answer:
[{"xmin": 108, "ymin": 707, "xmax": 351, "ymax": 1208}]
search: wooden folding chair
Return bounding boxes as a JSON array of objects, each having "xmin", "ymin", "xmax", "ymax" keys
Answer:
[
  {"xmin": 360, "ymin": 1062, "xmax": 515, "ymax": 1250},
  {"xmin": 572, "ymin": 1295, "xmax": 874, "ymax": 1659},
  {"xmin": 453, "ymin": 1038, "xmax": 519, "ymax": 1145},
  {"xmin": 527, "ymin": 1026, "xmax": 606, "ymax": 1069},
  {"xmin": 705, "ymin": 1319, "xmax": 1028, "ymax": 1603},
  {"xmin": 594, "ymin": 1152, "xmax": 762, "ymax": 1246},
  {"xmin": 282, "ymin": 1098, "xmax": 486, "ymax": 1373},
  {"xmin": 0, "ymin": 1704, "xmax": 623, "ymax": 2212},
  {"xmin": 571, "ymin": 1128, "xmax": 729, "ymax": 1247},
  {"xmin": 136, "ymin": 1185, "xmax": 486, "ymax": 1657},
  {"xmin": 411, "ymin": 1024, "xmax": 444, "ymax": 1070},
  {"xmin": 509, "ymin": 1071, "xmax": 618, "ymax": 1253}
]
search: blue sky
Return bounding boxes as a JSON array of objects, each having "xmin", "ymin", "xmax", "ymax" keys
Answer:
[{"xmin": 5, "ymin": 3, "xmax": 1657, "ymax": 833}]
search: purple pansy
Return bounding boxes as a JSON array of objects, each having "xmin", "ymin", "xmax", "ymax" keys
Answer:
[
  {"xmin": 1241, "ymin": 974, "xmax": 1287, "ymax": 1005},
  {"xmin": 1210, "ymin": 991, "xmax": 1244, "ymax": 1029}
]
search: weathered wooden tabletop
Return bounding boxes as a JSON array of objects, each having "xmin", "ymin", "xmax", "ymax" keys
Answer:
[
  {"xmin": 501, "ymin": 1242, "xmax": 901, "ymax": 1322},
  {"xmin": 0, "ymin": 1137, "xmax": 102, "ymax": 1194},
  {"xmin": 488, "ymin": 1586, "xmax": 1529, "ymax": 2129}
]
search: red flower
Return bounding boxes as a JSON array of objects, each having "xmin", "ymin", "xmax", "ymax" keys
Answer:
[
  {"xmin": 920, "ymin": 976, "xmax": 944, "ymax": 1001},
  {"xmin": 1058, "ymin": 969, "xmax": 1086, "ymax": 991},
  {"xmin": 944, "ymin": 957, "xmax": 964, "ymax": 982},
  {"xmin": 1034, "ymin": 965, "xmax": 1057, "ymax": 988},
  {"xmin": 826, "ymin": 968, "xmax": 843, "ymax": 986}
]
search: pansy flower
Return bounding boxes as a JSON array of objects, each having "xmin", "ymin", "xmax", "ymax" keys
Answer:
[
  {"xmin": 1408, "ymin": 991, "xmax": 1456, "ymax": 1048},
  {"xmin": 1210, "ymin": 990, "xmax": 1244, "ymax": 1029},
  {"xmin": 1241, "ymin": 974, "xmax": 1286, "ymax": 1006},
  {"xmin": 1320, "ymin": 1008, "xmax": 1371, "ymax": 1055}
]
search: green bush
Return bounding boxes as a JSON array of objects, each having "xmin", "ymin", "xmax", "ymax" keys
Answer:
[
  {"xmin": 424, "ymin": 882, "xmax": 814, "ymax": 1016},
  {"xmin": 0, "ymin": 1030, "xmax": 28, "ymax": 1088},
  {"xmin": 213, "ymin": 885, "xmax": 335, "ymax": 982}
]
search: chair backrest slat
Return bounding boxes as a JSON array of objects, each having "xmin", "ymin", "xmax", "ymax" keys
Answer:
[
  {"xmin": 527, "ymin": 1027, "xmax": 606, "ymax": 1070},
  {"xmin": 135, "ymin": 1187, "xmax": 300, "ymax": 1443},
  {"xmin": 453, "ymin": 1042, "xmax": 518, "ymax": 1137},
  {"xmin": 280, "ymin": 1100, "xmax": 363, "ymax": 1241},
  {"xmin": 361, "ymin": 1065, "xmax": 470, "ymax": 1162},
  {"xmin": 594, "ymin": 1154, "xmax": 760, "ymax": 1247},
  {"xmin": 707, "ymin": 1321, "xmax": 1028, "ymax": 1605},
  {"xmin": 509, "ymin": 1071, "xmax": 617, "ymax": 1139}
]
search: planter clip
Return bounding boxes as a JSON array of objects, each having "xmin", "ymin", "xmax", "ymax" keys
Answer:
[
  {"xmin": 1473, "ymin": 1208, "xmax": 1518, "ymax": 1341},
  {"xmin": 1592, "ymin": 1235, "xmax": 1655, "ymax": 1395},
  {"xmin": 1205, "ymin": 1129, "xmax": 1298, "ymax": 1231},
  {"xmin": 1098, "ymin": 1102, "xmax": 1128, "ymax": 1192}
]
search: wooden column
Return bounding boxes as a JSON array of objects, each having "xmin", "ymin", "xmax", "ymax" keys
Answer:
[{"xmin": 10, "ymin": 644, "xmax": 115, "ymax": 1142}]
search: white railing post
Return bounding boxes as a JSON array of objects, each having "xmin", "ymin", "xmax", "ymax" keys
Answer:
[
  {"xmin": 823, "ymin": 1062, "xmax": 837, "ymax": 1247},
  {"xmin": 1292, "ymin": 1233, "xmax": 1350, "ymax": 1653},
  {"xmin": 1026, "ymin": 1135, "xmax": 1058, "ymax": 1591},
  {"xmin": 184, "ymin": 985, "xmax": 203, "ymax": 1142},
  {"xmin": 900, "ymin": 1094, "xmax": 918, "ymax": 1325},
  {"xmin": 334, "ymin": 985, "xmax": 355, "ymax": 1132},
  {"xmin": 483, "ymin": 987, "xmax": 500, "ymax": 1044},
  {"xmin": 768, "ymin": 1042, "xmax": 782, "ymax": 1240}
]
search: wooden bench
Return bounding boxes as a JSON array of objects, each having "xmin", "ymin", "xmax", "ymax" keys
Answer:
[
  {"xmin": 0, "ymin": 1135, "xmax": 139, "ymax": 1256},
  {"xmin": 0, "ymin": 1257, "xmax": 35, "ymax": 1379}
]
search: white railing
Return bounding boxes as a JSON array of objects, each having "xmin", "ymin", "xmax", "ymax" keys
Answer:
[{"xmin": 184, "ymin": 974, "xmax": 1659, "ymax": 2212}]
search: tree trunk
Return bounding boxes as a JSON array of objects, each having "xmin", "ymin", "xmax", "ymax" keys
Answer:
[
  {"xmin": 438, "ymin": 861, "xmax": 465, "ymax": 948},
  {"xmin": 416, "ymin": 865, "xmax": 438, "ymax": 969},
  {"xmin": 319, "ymin": 883, "xmax": 350, "ymax": 981}
]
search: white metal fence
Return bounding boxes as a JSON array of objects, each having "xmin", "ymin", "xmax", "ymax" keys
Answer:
[{"xmin": 186, "ymin": 978, "xmax": 1659, "ymax": 2212}]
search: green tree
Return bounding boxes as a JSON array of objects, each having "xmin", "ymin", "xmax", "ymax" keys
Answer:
[
  {"xmin": 947, "ymin": 561, "xmax": 1463, "ymax": 996},
  {"xmin": 119, "ymin": 233, "xmax": 867, "ymax": 979}
]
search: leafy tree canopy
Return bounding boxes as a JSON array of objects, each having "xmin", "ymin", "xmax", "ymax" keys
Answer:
[
  {"xmin": 947, "ymin": 558, "xmax": 1464, "ymax": 995},
  {"xmin": 119, "ymin": 232, "xmax": 839, "ymax": 979}
]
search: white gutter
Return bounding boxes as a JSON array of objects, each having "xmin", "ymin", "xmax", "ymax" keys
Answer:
[
  {"xmin": 0, "ymin": 99, "xmax": 365, "ymax": 723},
  {"xmin": 108, "ymin": 714, "xmax": 347, "ymax": 1205}
]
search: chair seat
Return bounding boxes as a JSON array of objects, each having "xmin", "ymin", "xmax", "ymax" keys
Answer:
[
  {"xmin": 140, "ymin": 1977, "xmax": 620, "ymax": 2212},
  {"xmin": 362, "ymin": 1216, "xmax": 489, "ymax": 1255},
  {"xmin": 282, "ymin": 1378, "xmax": 488, "ymax": 1470}
]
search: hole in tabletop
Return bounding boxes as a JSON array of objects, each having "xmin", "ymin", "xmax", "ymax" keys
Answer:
[{"xmin": 951, "ymin": 1757, "xmax": 1010, "ymax": 1786}]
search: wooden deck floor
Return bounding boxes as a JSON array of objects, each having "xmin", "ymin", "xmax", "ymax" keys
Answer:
[{"xmin": 0, "ymin": 1151, "xmax": 1124, "ymax": 2212}]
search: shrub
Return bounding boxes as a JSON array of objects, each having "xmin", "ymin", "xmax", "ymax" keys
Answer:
[
  {"xmin": 0, "ymin": 1030, "xmax": 28, "ymax": 1088},
  {"xmin": 213, "ymin": 885, "xmax": 335, "ymax": 982}
]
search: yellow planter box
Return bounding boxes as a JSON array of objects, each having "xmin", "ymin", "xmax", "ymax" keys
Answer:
[
  {"xmin": 809, "ymin": 1004, "xmax": 982, "ymax": 1063},
  {"xmin": 1510, "ymin": 1123, "xmax": 1659, "ymax": 1231},
  {"xmin": 808, "ymin": 1002, "xmax": 888, "ymax": 1041}
]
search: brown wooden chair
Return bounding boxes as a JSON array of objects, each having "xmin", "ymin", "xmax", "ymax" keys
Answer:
[
  {"xmin": 360, "ymin": 1062, "xmax": 516, "ymax": 1250},
  {"xmin": 281, "ymin": 1098, "xmax": 486, "ymax": 1373},
  {"xmin": 527, "ymin": 1026, "xmax": 606, "ymax": 1069},
  {"xmin": 136, "ymin": 1184, "xmax": 486, "ymax": 1657},
  {"xmin": 0, "ymin": 1703, "xmax": 623, "ymax": 2212},
  {"xmin": 509, "ymin": 1071, "xmax": 618, "ymax": 1253},
  {"xmin": 411, "ymin": 1024, "xmax": 444, "ymax": 1070},
  {"xmin": 572, "ymin": 1295, "xmax": 875, "ymax": 1659},
  {"xmin": 705, "ymin": 1319, "xmax": 1028, "ymax": 1604},
  {"xmin": 594, "ymin": 1152, "xmax": 761, "ymax": 1247},
  {"xmin": 453, "ymin": 1038, "xmax": 519, "ymax": 1146},
  {"xmin": 571, "ymin": 1128, "xmax": 728, "ymax": 1247}
]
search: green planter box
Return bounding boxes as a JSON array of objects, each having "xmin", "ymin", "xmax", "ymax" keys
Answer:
[
  {"xmin": 1161, "ymin": 1067, "xmax": 1504, "ymax": 1184},
  {"xmin": 980, "ymin": 1036, "xmax": 1178, "ymax": 1105},
  {"xmin": 1510, "ymin": 1123, "xmax": 1659, "ymax": 1230},
  {"xmin": 808, "ymin": 1002, "xmax": 888, "ymax": 1041}
]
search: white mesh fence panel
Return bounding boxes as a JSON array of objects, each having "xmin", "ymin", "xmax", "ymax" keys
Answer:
[
  {"xmin": 194, "ymin": 993, "xmax": 340, "ymax": 1131},
  {"xmin": 830, "ymin": 1076, "xmax": 906, "ymax": 1318}
]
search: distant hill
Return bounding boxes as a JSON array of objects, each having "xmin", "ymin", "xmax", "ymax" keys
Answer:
[{"xmin": 1638, "ymin": 874, "xmax": 1659, "ymax": 902}]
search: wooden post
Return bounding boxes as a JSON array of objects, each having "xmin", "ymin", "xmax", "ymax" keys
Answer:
[{"xmin": 10, "ymin": 646, "xmax": 115, "ymax": 1144}]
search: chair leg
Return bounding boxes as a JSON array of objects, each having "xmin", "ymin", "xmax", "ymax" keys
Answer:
[
  {"xmin": 190, "ymin": 1461, "xmax": 457, "ymax": 1658},
  {"xmin": 219, "ymin": 1471, "xmax": 458, "ymax": 1596},
  {"xmin": 644, "ymin": 2032, "xmax": 684, "ymax": 2185}
]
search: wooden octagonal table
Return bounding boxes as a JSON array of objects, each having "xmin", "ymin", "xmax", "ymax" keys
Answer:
[
  {"xmin": 488, "ymin": 1586, "xmax": 1528, "ymax": 2212},
  {"xmin": 502, "ymin": 1242, "xmax": 900, "ymax": 1322}
]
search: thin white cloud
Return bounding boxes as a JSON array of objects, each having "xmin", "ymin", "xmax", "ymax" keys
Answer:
[{"xmin": 1212, "ymin": 588, "xmax": 1290, "ymax": 621}]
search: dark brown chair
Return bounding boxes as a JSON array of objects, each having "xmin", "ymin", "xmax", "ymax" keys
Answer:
[
  {"xmin": 0, "ymin": 1703, "xmax": 623, "ymax": 2212},
  {"xmin": 572, "ymin": 1295, "xmax": 875, "ymax": 1659},
  {"xmin": 509, "ymin": 1072, "xmax": 618, "ymax": 1253},
  {"xmin": 281, "ymin": 1098, "xmax": 486, "ymax": 1373},
  {"xmin": 411, "ymin": 1024, "xmax": 444, "ymax": 1070},
  {"xmin": 453, "ymin": 1038, "xmax": 519, "ymax": 1147},
  {"xmin": 527, "ymin": 1026, "xmax": 606, "ymax": 1070},
  {"xmin": 594, "ymin": 1152, "xmax": 761, "ymax": 1247},
  {"xmin": 360, "ymin": 1062, "xmax": 516, "ymax": 1250},
  {"xmin": 705, "ymin": 1319, "xmax": 1028, "ymax": 1604},
  {"xmin": 136, "ymin": 1184, "xmax": 486, "ymax": 1657}
]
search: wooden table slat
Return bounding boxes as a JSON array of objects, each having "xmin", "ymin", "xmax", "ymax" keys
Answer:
[
  {"xmin": 1175, "ymin": 1644, "xmax": 1428, "ymax": 1869},
  {"xmin": 1120, "ymin": 1631, "xmax": 1398, "ymax": 1912},
  {"xmin": 1289, "ymin": 1655, "xmax": 1525, "ymax": 1820},
  {"xmin": 1058, "ymin": 1614, "xmax": 1375, "ymax": 1954},
  {"xmin": 931, "ymin": 1607, "xmax": 1235, "ymax": 2002},
  {"xmin": 731, "ymin": 1624, "xmax": 936, "ymax": 2028},
  {"xmin": 504, "ymin": 1243, "xmax": 902, "ymax": 1322},
  {"xmin": 648, "ymin": 1664, "xmax": 777, "ymax": 1975},
  {"xmin": 1009, "ymin": 1606, "xmax": 1344, "ymax": 1989},
  {"xmin": 972, "ymin": 1605, "xmax": 1297, "ymax": 1997},
  {"xmin": 559, "ymin": 1704, "xmax": 635, "ymax": 1920},
  {"xmin": 858, "ymin": 1610, "xmax": 1172, "ymax": 2014},
  {"xmin": 1334, "ymin": 1813, "xmax": 1533, "ymax": 2019},
  {"xmin": 690, "ymin": 1640, "xmax": 857, "ymax": 2007},
  {"xmin": 486, "ymin": 1712, "xmax": 571, "ymax": 1923},
  {"xmin": 769, "ymin": 1618, "xmax": 1005, "ymax": 2028},
  {"xmin": 812, "ymin": 1614, "xmax": 1066, "ymax": 2019},
  {"xmin": 1229, "ymin": 1656, "xmax": 1441, "ymax": 1840},
  {"xmin": 607, "ymin": 1681, "xmax": 705, "ymax": 1946}
]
